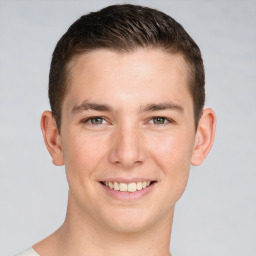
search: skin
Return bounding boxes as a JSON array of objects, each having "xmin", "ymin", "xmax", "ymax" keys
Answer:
[{"xmin": 37, "ymin": 48, "xmax": 216, "ymax": 256}]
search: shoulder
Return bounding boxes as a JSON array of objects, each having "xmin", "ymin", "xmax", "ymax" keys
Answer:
[{"xmin": 14, "ymin": 247, "xmax": 40, "ymax": 256}]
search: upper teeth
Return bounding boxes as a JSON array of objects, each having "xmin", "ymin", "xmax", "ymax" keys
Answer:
[{"xmin": 103, "ymin": 181, "xmax": 151, "ymax": 192}]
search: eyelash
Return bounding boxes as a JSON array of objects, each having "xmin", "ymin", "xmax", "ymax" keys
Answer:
[
  {"xmin": 82, "ymin": 116, "xmax": 108, "ymax": 125},
  {"xmin": 81, "ymin": 116, "xmax": 175, "ymax": 126}
]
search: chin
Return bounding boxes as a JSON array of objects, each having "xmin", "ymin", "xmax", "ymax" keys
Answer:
[{"xmin": 99, "ymin": 207, "xmax": 158, "ymax": 233}]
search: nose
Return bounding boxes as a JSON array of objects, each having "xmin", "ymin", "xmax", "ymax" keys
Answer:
[{"xmin": 109, "ymin": 123, "xmax": 146, "ymax": 169}]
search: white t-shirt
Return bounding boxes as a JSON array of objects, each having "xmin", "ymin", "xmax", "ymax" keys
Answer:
[
  {"xmin": 15, "ymin": 247, "xmax": 174, "ymax": 256},
  {"xmin": 14, "ymin": 247, "xmax": 39, "ymax": 256}
]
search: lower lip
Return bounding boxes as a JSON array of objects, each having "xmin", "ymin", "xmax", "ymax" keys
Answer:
[{"xmin": 99, "ymin": 182, "xmax": 157, "ymax": 201}]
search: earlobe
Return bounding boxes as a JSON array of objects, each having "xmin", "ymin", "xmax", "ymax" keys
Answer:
[
  {"xmin": 191, "ymin": 108, "xmax": 216, "ymax": 166},
  {"xmin": 40, "ymin": 111, "xmax": 64, "ymax": 166}
]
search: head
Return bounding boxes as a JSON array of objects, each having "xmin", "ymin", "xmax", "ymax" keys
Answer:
[
  {"xmin": 49, "ymin": 4, "xmax": 205, "ymax": 133},
  {"xmin": 41, "ymin": 4, "xmax": 215, "ymax": 234}
]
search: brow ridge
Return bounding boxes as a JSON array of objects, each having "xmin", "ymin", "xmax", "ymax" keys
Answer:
[
  {"xmin": 71, "ymin": 100, "xmax": 184, "ymax": 114},
  {"xmin": 141, "ymin": 102, "xmax": 184, "ymax": 112},
  {"xmin": 72, "ymin": 101, "xmax": 113, "ymax": 113}
]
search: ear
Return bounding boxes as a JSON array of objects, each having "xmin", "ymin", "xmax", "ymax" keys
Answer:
[
  {"xmin": 191, "ymin": 108, "xmax": 216, "ymax": 166},
  {"xmin": 40, "ymin": 111, "xmax": 64, "ymax": 166}
]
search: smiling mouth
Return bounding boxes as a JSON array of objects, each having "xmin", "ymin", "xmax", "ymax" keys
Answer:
[{"xmin": 100, "ymin": 181, "xmax": 156, "ymax": 192}]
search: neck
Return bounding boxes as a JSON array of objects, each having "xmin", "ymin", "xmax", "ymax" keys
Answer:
[{"xmin": 34, "ymin": 192, "xmax": 174, "ymax": 256}]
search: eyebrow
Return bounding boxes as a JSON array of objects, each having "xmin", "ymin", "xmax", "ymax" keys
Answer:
[
  {"xmin": 72, "ymin": 101, "xmax": 113, "ymax": 113},
  {"xmin": 71, "ymin": 100, "xmax": 184, "ymax": 114},
  {"xmin": 141, "ymin": 102, "xmax": 184, "ymax": 113}
]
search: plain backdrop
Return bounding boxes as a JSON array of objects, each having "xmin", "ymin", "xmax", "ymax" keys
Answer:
[{"xmin": 1, "ymin": 0, "xmax": 255, "ymax": 255}]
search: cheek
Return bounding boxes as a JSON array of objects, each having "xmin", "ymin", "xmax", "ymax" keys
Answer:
[
  {"xmin": 62, "ymin": 132, "xmax": 107, "ymax": 185},
  {"xmin": 148, "ymin": 131, "xmax": 194, "ymax": 167},
  {"xmin": 147, "ymin": 131, "xmax": 194, "ymax": 194}
]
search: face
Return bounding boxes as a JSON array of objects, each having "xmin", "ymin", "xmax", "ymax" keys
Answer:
[{"xmin": 59, "ymin": 48, "xmax": 197, "ymax": 232}]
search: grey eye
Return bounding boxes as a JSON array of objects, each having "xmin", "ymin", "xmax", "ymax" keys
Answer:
[
  {"xmin": 152, "ymin": 117, "xmax": 166, "ymax": 124},
  {"xmin": 90, "ymin": 117, "xmax": 104, "ymax": 124}
]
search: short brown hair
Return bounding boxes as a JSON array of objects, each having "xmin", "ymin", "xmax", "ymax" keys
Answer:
[{"xmin": 49, "ymin": 4, "xmax": 205, "ymax": 132}]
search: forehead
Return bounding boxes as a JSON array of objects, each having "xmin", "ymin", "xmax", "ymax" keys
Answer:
[{"xmin": 64, "ymin": 48, "xmax": 192, "ymax": 113}]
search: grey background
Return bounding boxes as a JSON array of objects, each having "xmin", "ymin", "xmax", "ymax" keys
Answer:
[{"xmin": 1, "ymin": 0, "xmax": 255, "ymax": 255}]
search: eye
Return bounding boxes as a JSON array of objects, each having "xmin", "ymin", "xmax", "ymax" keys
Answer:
[
  {"xmin": 82, "ymin": 116, "xmax": 106, "ymax": 125},
  {"xmin": 149, "ymin": 117, "xmax": 173, "ymax": 125}
]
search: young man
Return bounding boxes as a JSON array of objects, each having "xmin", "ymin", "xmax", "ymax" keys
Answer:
[{"xmin": 16, "ymin": 4, "xmax": 215, "ymax": 256}]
